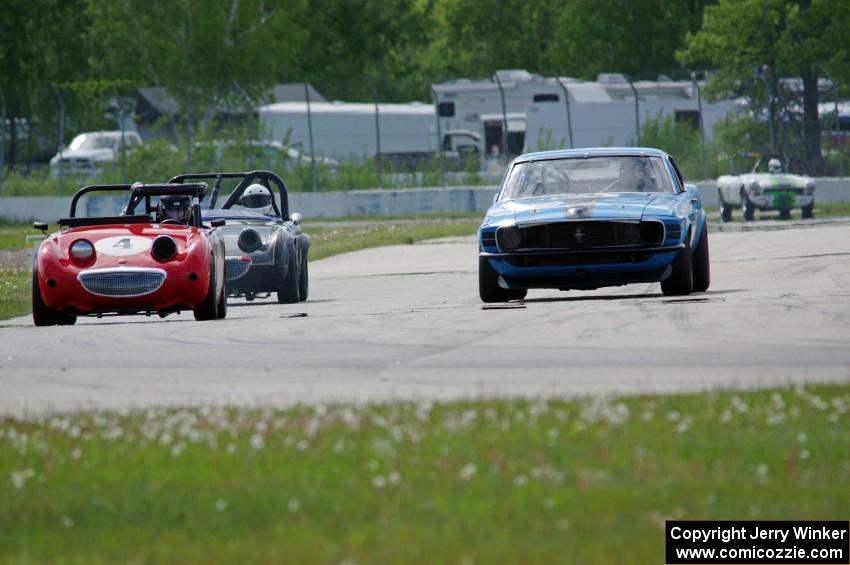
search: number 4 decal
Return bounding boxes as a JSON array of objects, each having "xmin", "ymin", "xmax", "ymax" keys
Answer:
[{"xmin": 113, "ymin": 238, "xmax": 132, "ymax": 249}]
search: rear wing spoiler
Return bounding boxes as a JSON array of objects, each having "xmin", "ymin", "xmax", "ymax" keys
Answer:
[{"xmin": 168, "ymin": 170, "xmax": 290, "ymax": 220}]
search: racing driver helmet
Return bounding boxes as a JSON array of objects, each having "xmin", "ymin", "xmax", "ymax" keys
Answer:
[
  {"xmin": 156, "ymin": 194, "xmax": 192, "ymax": 223},
  {"xmin": 241, "ymin": 184, "xmax": 274, "ymax": 215},
  {"xmin": 768, "ymin": 158, "xmax": 783, "ymax": 174}
]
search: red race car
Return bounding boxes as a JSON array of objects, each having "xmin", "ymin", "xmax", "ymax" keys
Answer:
[{"xmin": 31, "ymin": 182, "xmax": 227, "ymax": 326}]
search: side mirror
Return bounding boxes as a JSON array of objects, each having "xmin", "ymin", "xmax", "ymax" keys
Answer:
[
  {"xmin": 210, "ymin": 219, "xmax": 226, "ymax": 228},
  {"xmin": 290, "ymin": 212, "xmax": 302, "ymax": 225},
  {"xmin": 33, "ymin": 222, "xmax": 48, "ymax": 233}
]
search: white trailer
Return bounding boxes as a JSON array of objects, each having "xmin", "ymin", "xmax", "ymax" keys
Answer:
[
  {"xmin": 432, "ymin": 70, "xmax": 561, "ymax": 161},
  {"xmin": 258, "ymin": 101, "xmax": 438, "ymax": 162},
  {"xmin": 524, "ymin": 79, "xmax": 737, "ymax": 152},
  {"xmin": 432, "ymin": 70, "xmax": 738, "ymax": 159}
]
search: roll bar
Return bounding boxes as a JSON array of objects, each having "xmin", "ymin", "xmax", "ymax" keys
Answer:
[
  {"xmin": 68, "ymin": 185, "xmax": 132, "ymax": 218},
  {"xmin": 124, "ymin": 182, "xmax": 209, "ymax": 228},
  {"xmin": 168, "ymin": 170, "xmax": 290, "ymax": 219}
]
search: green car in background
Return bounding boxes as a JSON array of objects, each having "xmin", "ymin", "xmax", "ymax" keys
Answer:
[{"xmin": 716, "ymin": 153, "xmax": 816, "ymax": 222}]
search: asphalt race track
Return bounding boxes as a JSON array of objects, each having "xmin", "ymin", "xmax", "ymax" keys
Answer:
[{"xmin": 2, "ymin": 222, "xmax": 849, "ymax": 415}]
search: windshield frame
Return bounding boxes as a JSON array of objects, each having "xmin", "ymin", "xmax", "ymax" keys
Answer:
[{"xmin": 498, "ymin": 155, "xmax": 679, "ymax": 201}]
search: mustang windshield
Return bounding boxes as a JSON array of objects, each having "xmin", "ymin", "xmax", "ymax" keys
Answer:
[{"xmin": 501, "ymin": 156, "xmax": 675, "ymax": 200}]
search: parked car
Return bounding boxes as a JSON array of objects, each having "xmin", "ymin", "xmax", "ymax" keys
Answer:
[
  {"xmin": 169, "ymin": 170, "xmax": 310, "ymax": 303},
  {"xmin": 478, "ymin": 147, "xmax": 710, "ymax": 302},
  {"xmin": 31, "ymin": 181, "xmax": 227, "ymax": 325},
  {"xmin": 716, "ymin": 153, "xmax": 815, "ymax": 221},
  {"xmin": 194, "ymin": 139, "xmax": 338, "ymax": 172},
  {"xmin": 49, "ymin": 131, "xmax": 143, "ymax": 178}
]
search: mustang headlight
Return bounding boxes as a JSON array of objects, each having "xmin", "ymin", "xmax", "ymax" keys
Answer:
[
  {"xmin": 496, "ymin": 226, "xmax": 523, "ymax": 251},
  {"xmin": 69, "ymin": 239, "xmax": 95, "ymax": 266}
]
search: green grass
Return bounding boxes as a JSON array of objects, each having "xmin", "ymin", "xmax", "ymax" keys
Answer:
[
  {"xmin": 0, "ymin": 268, "xmax": 29, "ymax": 320},
  {"xmin": 0, "ymin": 384, "xmax": 847, "ymax": 563},
  {"xmin": 0, "ymin": 222, "xmax": 43, "ymax": 251}
]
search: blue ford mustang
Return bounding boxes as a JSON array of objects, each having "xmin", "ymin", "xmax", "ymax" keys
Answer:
[{"xmin": 478, "ymin": 147, "xmax": 710, "ymax": 302}]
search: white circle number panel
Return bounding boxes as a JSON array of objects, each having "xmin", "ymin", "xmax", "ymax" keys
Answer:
[{"xmin": 94, "ymin": 236, "xmax": 153, "ymax": 257}]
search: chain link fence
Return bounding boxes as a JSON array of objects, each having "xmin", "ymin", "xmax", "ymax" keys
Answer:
[{"xmin": 2, "ymin": 74, "xmax": 847, "ymax": 196}]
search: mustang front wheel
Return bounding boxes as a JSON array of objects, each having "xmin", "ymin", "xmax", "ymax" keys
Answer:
[
  {"xmin": 691, "ymin": 225, "xmax": 710, "ymax": 292},
  {"xmin": 479, "ymin": 257, "xmax": 527, "ymax": 303},
  {"xmin": 661, "ymin": 236, "xmax": 693, "ymax": 296}
]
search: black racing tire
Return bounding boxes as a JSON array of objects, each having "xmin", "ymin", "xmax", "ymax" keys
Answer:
[
  {"xmin": 661, "ymin": 233, "xmax": 693, "ymax": 296},
  {"xmin": 56, "ymin": 313, "xmax": 77, "ymax": 325},
  {"xmin": 277, "ymin": 249, "xmax": 300, "ymax": 304},
  {"xmin": 215, "ymin": 279, "xmax": 227, "ymax": 319},
  {"xmin": 718, "ymin": 191, "xmax": 732, "ymax": 223},
  {"xmin": 298, "ymin": 256, "xmax": 309, "ymax": 302},
  {"xmin": 479, "ymin": 257, "xmax": 527, "ymax": 303},
  {"xmin": 741, "ymin": 189, "xmax": 755, "ymax": 222},
  {"xmin": 32, "ymin": 269, "xmax": 58, "ymax": 327},
  {"xmin": 692, "ymin": 225, "xmax": 710, "ymax": 292},
  {"xmin": 801, "ymin": 201, "xmax": 814, "ymax": 219},
  {"xmin": 194, "ymin": 265, "xmax": 219, "ymax": 321}
]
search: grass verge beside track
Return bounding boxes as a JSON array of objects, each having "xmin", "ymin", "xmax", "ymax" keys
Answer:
[
  {"xmin": 0, "ymin": 268, "xmax": 29, "ymax": 321},
  {"xmin": 0, "ymin": 384, "xmax": 847, "ymax": 563}
]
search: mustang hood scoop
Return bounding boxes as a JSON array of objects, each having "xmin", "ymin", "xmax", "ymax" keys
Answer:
[{"xmin": 506, "ymin": 193, "xmax": 658, "ymax": 225}]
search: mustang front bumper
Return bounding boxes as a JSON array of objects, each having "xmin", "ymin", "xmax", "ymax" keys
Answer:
[{"xmin": 481, "ymin": 243, "xmax": 685, "ymax": 290}]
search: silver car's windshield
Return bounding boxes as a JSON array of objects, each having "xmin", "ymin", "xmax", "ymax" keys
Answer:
[
  {"xmin": 69, "ymin": 134, "xmax": 118, "ymax": 151},
  {"xmin": 501, "ymin": 156, "xmax": 675, "ymax": 200}
]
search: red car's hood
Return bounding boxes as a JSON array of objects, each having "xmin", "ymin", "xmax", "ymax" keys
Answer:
[{"xmin": 42, "ymin": 223, "xmax": 207, "ymax": 271}]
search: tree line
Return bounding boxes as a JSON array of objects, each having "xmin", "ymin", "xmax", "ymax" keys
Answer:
[{"xmin": 1, "ymin": 0, "xmax": 848, "ymax": 172}]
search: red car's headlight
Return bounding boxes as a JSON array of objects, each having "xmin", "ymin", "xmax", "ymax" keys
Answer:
[
  {"xmin": 151, "ymin": 235, "xmax": 178, "ymax": 262},
  {"xmin": 69, "ymin": 239, "xmax": 95, "ymax": 266}
]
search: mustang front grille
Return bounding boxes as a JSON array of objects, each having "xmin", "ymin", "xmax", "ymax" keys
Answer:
[
  {"xmin": 78, "ymin": 268, "xmax": 166, "ymax": 297},
  {"xmin": 225, "ymin": 257, "xmax": 252, "ymax": 281},
  {"xmin": 516, "ymin": 220, "xmax": 664, "ymax": 250}
]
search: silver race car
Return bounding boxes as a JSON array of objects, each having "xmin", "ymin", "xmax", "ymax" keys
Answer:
[
  {"xmin": 716, "ymin": 154, "xmax": 815, "ymax": 222},
  {"xmin": 170, "ymin": 170, "xmax": 310, "ymax": 303}
]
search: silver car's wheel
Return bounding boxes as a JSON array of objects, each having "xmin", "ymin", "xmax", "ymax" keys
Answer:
[
  {"xmin": 277, "ymin": 250, "xmax": 300, "ymax": 304},
  {"xmin": 741, "ymin": 189, "xmax": 755, "ymax": 222},
  {"xmin": 718, "ymin": 192, "xmax": 732, "ymax": 223}
]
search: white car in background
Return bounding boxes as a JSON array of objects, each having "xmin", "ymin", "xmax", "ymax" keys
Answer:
[
  {"xmin": 49, "ymin": 131, "xmax": 143, "ymax": 178},
  {"xmin": 716, "ymin": 153, "xmax": 815, "ymax": 222}
]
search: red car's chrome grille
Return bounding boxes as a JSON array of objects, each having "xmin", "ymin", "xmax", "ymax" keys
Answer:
[{"xmin": 78, "ymin": 268, "xmax": 166, "ymax": 297}]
